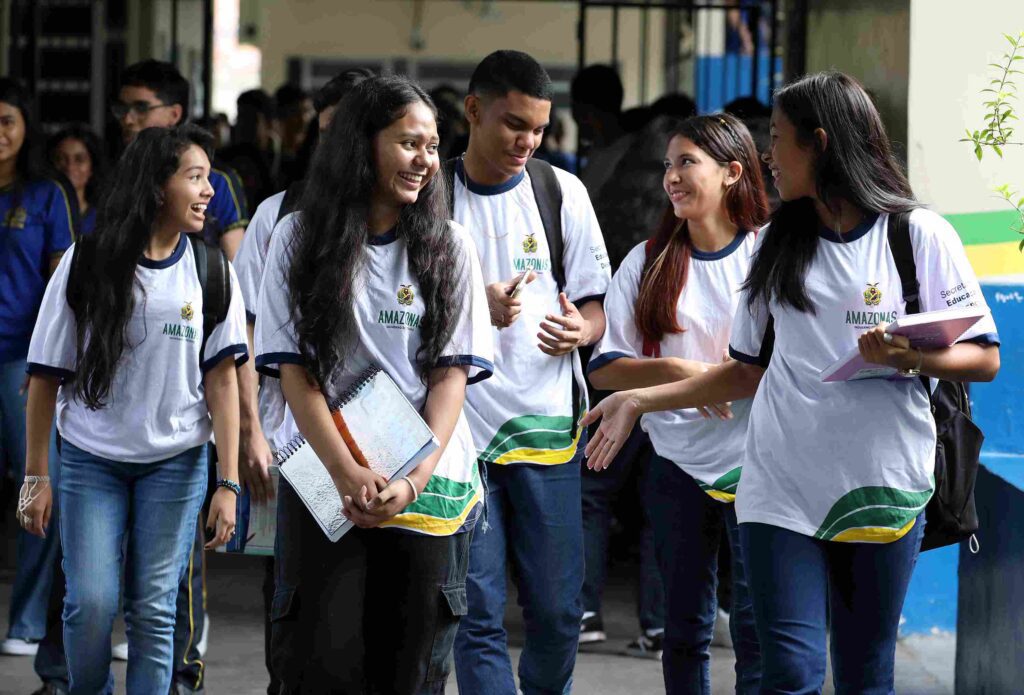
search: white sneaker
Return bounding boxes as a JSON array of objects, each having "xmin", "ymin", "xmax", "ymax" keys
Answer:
[
  {"xmin": 711, "ymin": 608, "xmax": 732, "ymax": 648},
  {"xmin": 111, "ymin": 640, "xmax": 128, "ymax": 661},
  {"xmin": 196, "ymin": 615, "xmax": 210, "ymax": 657},
  {"xmin": 0, "ymin": 637, "xmax": 39, "ymax": 656}
]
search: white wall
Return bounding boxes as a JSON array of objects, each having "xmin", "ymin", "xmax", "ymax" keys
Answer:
[{"xmin": 907, "ymin": 0, "xmax": 1024, "ymax": 213}]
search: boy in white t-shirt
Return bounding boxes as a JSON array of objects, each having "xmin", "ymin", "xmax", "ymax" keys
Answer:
[{"xmin": 450, "ymin": 51, "xmax": 611, "ymax": 695}]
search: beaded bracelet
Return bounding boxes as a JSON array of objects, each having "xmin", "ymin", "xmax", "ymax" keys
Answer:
[{"xmin": 216, "ymin": 479, "xmax": 241, "ymax": 496}]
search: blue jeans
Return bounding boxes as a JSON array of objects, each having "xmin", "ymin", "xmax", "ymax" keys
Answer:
[
  {"xmin": 2, "ymin": 357, "xmax": 61, "ymax": 641},
  {"xmin": 455, "ymin": 452, "xmax": 586, "ymax": 695},
  {"xmin": 739, "ymin": 513, "xmax": 926, "ymax": 695},
  {"xmin": 581, "ymin": 425, "xmax": 663, "ymax": 633},
  {"xmin": 647, "ymin": 455, "xmax": 761, "ymax": 695},
  {"xmin": 59, "ymin": 440, "xmax": 207, "ymax": 695}
]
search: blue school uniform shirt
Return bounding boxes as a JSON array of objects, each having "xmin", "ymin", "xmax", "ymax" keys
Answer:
[
  {"xmin": 0, "ymin": 179, "xmax": 75, "ymax": 362},
  {"xmin": 205, "ymin": 165, "xmax": 248, "ymax": 245}
]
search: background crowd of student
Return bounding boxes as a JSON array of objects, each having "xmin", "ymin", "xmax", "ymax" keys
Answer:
[{"xmin": 0, "ymin": 43, "xmax": 1000, "ymax": 695}]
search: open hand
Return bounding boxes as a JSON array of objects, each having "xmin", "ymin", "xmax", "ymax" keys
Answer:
[{"xmin": 581, "ymin": 391, "xmax": 642, "ymax": 471}]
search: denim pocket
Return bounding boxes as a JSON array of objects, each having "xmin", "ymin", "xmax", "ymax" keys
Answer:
[{"xmin": 425, "ymin": 582, "xmax": 468, "ymax": 686}]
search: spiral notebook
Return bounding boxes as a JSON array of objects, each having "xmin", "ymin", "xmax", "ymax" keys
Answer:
[{"xmin": 276, "ymin": 366, "xmax": 440, "ymax": 542}]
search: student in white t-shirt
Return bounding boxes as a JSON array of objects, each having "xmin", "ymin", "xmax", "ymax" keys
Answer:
[
  {"xmin": 18, "ymin": 125, "xmax": 247, "ymax": 694},
  {"xmin": 232, "ymin": 66, "xmax": 373, "ymax": 695},
  {"xmin": 583, "ymin": 72, "xmax": 1000, "ymax": 694},
  {"xmin": 448, "ymin": 51, "xmax": 611, "ymax": 695},
  {"xmin": 254, "ymin": 75, "xmax": 493, "ymax": 694},
  {"xmin": 589, "ymin": 114, "xmax": 767, "ymax": 694}
]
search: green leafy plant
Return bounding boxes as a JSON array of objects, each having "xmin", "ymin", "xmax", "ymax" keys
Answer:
[{"xmin": 962, "ymin": 31, "xmax": 1024, "ymax": 250}]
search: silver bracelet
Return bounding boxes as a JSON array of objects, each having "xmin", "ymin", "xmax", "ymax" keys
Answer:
[
  {"xmin": 23, "ymin": 475, "xmax": 50, "ymax": 484},
  {"xmin": 401, "ymin": 476, "xmax": 419, "ymax": 504}
]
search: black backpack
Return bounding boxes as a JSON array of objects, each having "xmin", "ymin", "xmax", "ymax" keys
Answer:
[
  {"xmin": 887, "ymin": 211, "xmax": 984, "ymax": 553},
  {"xmin": 69, "ymin": 235, "xmax": 231, "ymax": 365},
  {"xmin": 441, "ymin": 157, "xmax": 584, "ymax": 438}
]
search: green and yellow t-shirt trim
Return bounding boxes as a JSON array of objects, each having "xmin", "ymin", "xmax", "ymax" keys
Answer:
[
  {"xmin": 380, "ymin": 467, "xmax": 481, "ymax": 536},
  {"xmin": 697, "ymin": 466, "xmax": 742, "ymax": 503},
  {"xmin": 479, "ymin": 413, "xmax": 584, "ymax": 466},
  {"xmin": 813, "ymin": 485, "xmax": 933, "ymax": 543}
]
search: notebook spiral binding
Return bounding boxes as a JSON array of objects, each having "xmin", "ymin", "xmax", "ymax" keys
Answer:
[{"xmin": 272, "ymin": 365, "xmax": 382, "ymax": 466}]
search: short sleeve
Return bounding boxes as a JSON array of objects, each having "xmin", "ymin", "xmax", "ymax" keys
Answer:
[
  {"xmin": 728, "ymin": 227, "xmax": 773, "ymax": 365},
  {"xmin": 588, "ymin": 243, "xmax": 645, "ymax": 373},
  {"xmin": 201, "ymin": 262, "xmax": 250, "ymax": 373},
  {"xmin": 234, "ymin": 192, "xmax": 284, "ymax": 324},
  {"xmin": 208, "ymin": 167, "xmax": 249, "ymax": 238},
  {"xmin": 26, "ymin": 247, "xmax": 77, "ymax": 379},
  {"xmin": 254, "ymin": 215, "xmax": 303, "ymax": 378},
  {"xmin": 435, "ymin": 222, "xmax": 495, "ymax": 385},
  {"xmin": 43, "ymin": 179, "xmax": 75, "ymax": 255},
  {"xmin": 910, "ymin": 209, "xmax": 999, "ymax": 345},
  {"xmin": 555, "ymin": 170, "xmax": 612, "ymax": 306}
]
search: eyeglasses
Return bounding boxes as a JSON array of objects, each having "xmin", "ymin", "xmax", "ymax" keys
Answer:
[{"xmin": 110, "ymin": 101, "xmax": 174, "ymax": 120}]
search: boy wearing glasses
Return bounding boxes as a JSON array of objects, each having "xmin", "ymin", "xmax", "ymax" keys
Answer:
[{"xmin": 113, "ymin": 60, "xmax": 249, "ymax": 260}]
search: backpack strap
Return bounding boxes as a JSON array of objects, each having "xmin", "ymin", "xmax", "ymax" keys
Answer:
[
  {"xmin": 188, "ymin": 234, "xmax": 231, "ymax": 365},
  {"xmin": 276, "ymin": 180, "xmax": 305, "ymax": 227},
  {"xmin": 886, "ymin": 211, "xmax": 919, "ymax": 315},
  {"xmin": 525, "ymin": 158, "xmax": 565, "ymax": 291},
  {"xmin": 886, "ymin": 210, "xmax": 930, "ymax": 395}
]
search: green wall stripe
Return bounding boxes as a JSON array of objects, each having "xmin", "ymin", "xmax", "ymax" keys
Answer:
[{"xmin": 946, "ymin": 210, "xmax": 1022, "ymax": 246}]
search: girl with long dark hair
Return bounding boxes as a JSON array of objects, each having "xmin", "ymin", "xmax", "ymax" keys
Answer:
[
  {"xmin": 48, "ymin": 124, "xmax": 107, "ymax": 235},
  {"xmin": 588, "ymin": 114, "xmax": 767, "ymax": 693},
  {"xmin": 583, "ymin": 72, "xmax": 1000, "ymax": 692},
  {"xmin": 255, "ymin": 75, "xmax": 492, "ymax": 693},
  {"xmin": 0, "ymin": 77, "xmax": 74, "ymax": 658},
  {"xmin": 19, "ymin": 124, "xmax": 247, "ymax": 694}
]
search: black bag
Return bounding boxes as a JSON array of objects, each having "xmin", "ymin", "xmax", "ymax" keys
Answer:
[
  {"xmin": 187, "ymin": 234, "xmax": 232, "ymax": 363},
  {"xmin": 887, "ymin": 211, "xmax": 984, "ymax": 552}
]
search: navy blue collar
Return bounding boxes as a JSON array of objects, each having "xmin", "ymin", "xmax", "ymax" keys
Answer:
[
  {"xmin": 818, "ymin": 212, "xmax": 880, "ymax": 243},
  {"xmin": 368, "ymin": 227, "xmax": 398, "ymax": 245},
  {"xmin": 455, "ymin": 158, "xmax": 525, "ymax": 196},
  {"xmin": 691, "ymin": 229, "xmax": 748, "ymax": 261},
  {"xmin": 139, "ymin": 232, "xmax": 187, "ymax": 269}
]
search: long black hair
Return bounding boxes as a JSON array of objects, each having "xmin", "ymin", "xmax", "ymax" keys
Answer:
[
  {"xmin": 288, "ymin": 75, "xmax": 460, "ymax": 388},
  {"xmin": 744, "ymin": 72, "xmax": 917, "ymax": 313},
  {"xmin": 0, "ymin": 78, "xmax": 44, "ymax": 184},
  {"xmin": 67, "ymin": 125, "xmax": 214, "ymax": 409},
  {"xmin": 47, "ymin": 124, "xmax": 108, "ymax": 208}
]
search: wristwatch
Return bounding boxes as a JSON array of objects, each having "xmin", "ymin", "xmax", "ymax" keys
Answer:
[{"xmin": 898, "ymin": 348, "xmax": 924, "ymax": 378}]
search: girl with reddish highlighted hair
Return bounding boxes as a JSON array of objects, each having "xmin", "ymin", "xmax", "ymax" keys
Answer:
[{"xmin": 587, "ymin": 113, "xmax": 768, "ymax": 694}]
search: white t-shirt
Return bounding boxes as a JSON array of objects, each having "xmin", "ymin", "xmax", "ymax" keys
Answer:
[
  {"xmin": 234, "ymin": 190, "xmax": 288, "ymax": 447},
  {"xmin": 453, "ymin": 160, "xmax": 611, "ymax": 465},
  {"xmin": 591, "ymin": 235, "xmax": 756, "ymax": 502},
  {"xmin": 729, "ymin": 208, "xmax": 1000, "ymax": 543},
  {"xmin": 27, "ymin": 234, "xmax": 249, "ymax": 463},
  {"xmin": 255, "ymin": 215, "xmax": 494, "ymax": 536}
]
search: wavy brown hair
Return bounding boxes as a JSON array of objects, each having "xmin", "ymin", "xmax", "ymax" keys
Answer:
[{"xmin": 635, "ymin": 114, "xmax": 769, "ymax": 350}]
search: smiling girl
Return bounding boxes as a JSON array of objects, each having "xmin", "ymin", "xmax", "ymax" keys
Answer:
[
  {"xmin": 583, "ymin": 72, "xmax": 1000, "ymax": 693},
  {"xmin": 19, "ymin": 125, "xmax": 247, "ymax": 694},
  {"xmin": 255, "ymin": 75, "xmax": 492, "ymax": 694},
  {"xmin": 588, "ymin": 114, "xmax": 767, "ymax": 694}
]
